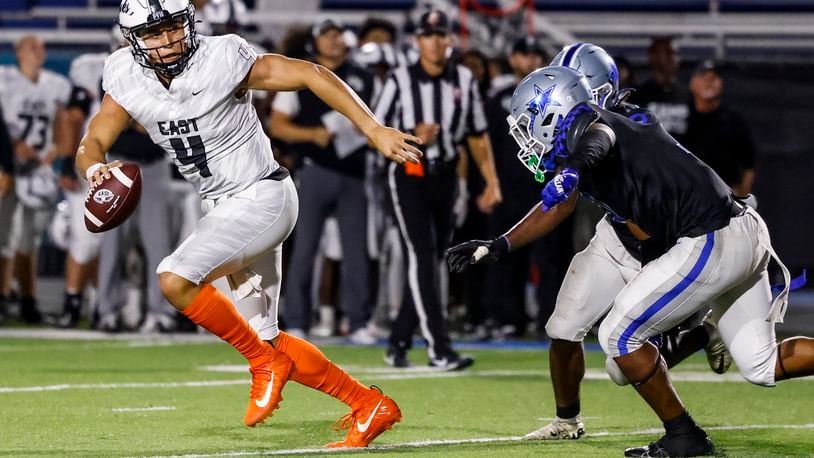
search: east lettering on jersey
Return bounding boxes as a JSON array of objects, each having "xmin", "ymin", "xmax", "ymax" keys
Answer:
[{"xmin": 102, "ymin": 34, "xmax": 280, "ymax": 200}]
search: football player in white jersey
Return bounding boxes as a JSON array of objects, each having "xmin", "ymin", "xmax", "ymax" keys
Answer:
[
  {"xmin": 76, "ymin": 0, "xmax": 421, "ymax": 447},
  {"xmin": 50, "ymin": 50, "xmax": 107, "ymax": 328},
  {"xmin": 0, "ymin": 35, "xmax": 72, "ymax": 323}
]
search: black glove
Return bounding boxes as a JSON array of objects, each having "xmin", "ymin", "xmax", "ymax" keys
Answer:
[{"xmin": 446, "ymin": 236, "xmax": 509, "ymax": 273}]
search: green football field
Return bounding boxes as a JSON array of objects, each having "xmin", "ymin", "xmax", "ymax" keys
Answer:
[{"xmin": 1, "ymin": 334, "xmax": 813, "ymax": 457}]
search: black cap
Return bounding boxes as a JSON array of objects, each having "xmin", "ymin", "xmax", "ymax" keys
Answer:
[
  {"xmin": 694, "ymin": 59, "xmax": 721, "ymax": 76},
  {"xmin": 511, "ymin": 37, "xmax": 544, "ymax": 56},
  {"xmin": 416, "ymin": 9, "xmax": 450, "ymax": 36},
  {"xmin": 312, "ymin": 19, "xmax": 342, "ymax": 39}
]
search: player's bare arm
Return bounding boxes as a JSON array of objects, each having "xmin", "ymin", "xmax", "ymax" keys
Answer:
[
  {"xmin": 244, "ymin": 53, "xmax": 422, "ymax": 164},
  {"xmin": 446, "ymin": 193, "xmax": 577, "ymax": 273},
  {"xmin": 465, "ymin": 132, "xmax": 502, "ymax": 213},
  {"xmin": 506, "ymin": 193, "xmax": 578, "ymax": 249},
  {"xmin": 75, "ymin": 94, "xmax": 132, "ymax": 185}
]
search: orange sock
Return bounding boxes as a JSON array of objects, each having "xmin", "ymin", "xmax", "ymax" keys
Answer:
[
  {"xmin": 182, "ymin": 284, "xmax": 268, "ymax": 363},
  {"xmin": 275, "ymin": 331, "xmax": 369, "ymax": 410}
]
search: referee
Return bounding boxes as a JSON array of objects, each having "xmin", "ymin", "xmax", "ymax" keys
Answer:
[{"xmin": 374, "ymin": 9, "xmax": 501, "ymax": 370}]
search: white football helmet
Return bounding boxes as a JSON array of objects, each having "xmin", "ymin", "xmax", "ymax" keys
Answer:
[
  {"xmin": 15, "ymin": 164, "xmax": 60, "ymax": 209},
  {"xmin": 118, "ymin": 0, "xmax": 199, "ymax": 77}
]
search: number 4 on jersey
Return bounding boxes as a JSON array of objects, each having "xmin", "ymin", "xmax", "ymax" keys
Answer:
[{"xmin": 170, "ymin": 135, "xmax": 211, "ymax": 177}]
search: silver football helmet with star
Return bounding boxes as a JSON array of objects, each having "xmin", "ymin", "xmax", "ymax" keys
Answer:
[
  {"xmin": 507, "ymin": 66, "xmax": 593, "ymax": 182},
  {"xmin": 551, "ymin": 43, "xmax": 619, "ymax": 109}
]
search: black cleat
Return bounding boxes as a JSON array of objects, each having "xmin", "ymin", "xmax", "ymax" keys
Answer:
[
  {"xmin": 428, "ymin": 351, "xmax": 474, "ymax": 371},
  {"xmin": 384, "ymin": 347, "xmax": 412, "ymax": 368},
  {"xmin": 54, "ymin": 293, "xmax": 82, "ymax": 329},
  {"xmin": 625, "ymin": 429, "xmax": 715, "ymax": 457},
  {"xmin": 19, "ymin": 297, "xmax": 42, "ymax": 324}
]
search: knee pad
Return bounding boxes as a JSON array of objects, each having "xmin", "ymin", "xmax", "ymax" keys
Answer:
[
  {"xmin": 545, "ymin": 316, "xmax": 586, "ymax": 342},
  {"xmin": 740, "ymin": 350, "xmax": 777, "ymax": 387},
  {"xmin": 605, "ymin": 357, "xmax": 630, "ymax": 386}
]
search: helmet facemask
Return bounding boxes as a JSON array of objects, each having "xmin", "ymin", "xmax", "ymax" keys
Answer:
[
  {"xmin": 507, "ymin": 111, "xmax": 558, "ymax": 183},
  {"xmin": 121, "ymin": 4, "xmax": 199, "ymax": 78},
  {"xmin": 592, "ymin": 81, "xmax": 614, "ymax": 109}
]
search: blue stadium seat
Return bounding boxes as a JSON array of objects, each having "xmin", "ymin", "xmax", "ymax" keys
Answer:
[
  {"xmin": 67, "ymin": 17, "xmax": 117, "ymax": 29},
  {"xmin": 0, "ymin": 0, "xmax": 29, "ymax": 12},
  {"xmin": 35, "ymin": 0, "xmax": 88, "ymax": 7},
  {"xmin": 0, "ymin": 18, "xmax": 59, "ymax": 29},
  {"xmin": 721, "ymin": 0, "xmax": 814, "ymax": 11}
]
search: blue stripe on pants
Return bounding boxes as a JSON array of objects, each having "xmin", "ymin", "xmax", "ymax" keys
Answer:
[{"xmin": 618, "ymin": 232, "xmax": 715, "ymax": 356}]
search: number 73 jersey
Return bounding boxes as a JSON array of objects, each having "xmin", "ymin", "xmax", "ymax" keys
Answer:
[
  {"xmin": 0, "ymin": 66, "xmax": 72, "ymax": 159},
  {"xmin": 102, "ymin": 34, "xmax": 279, "ymax": 200}
]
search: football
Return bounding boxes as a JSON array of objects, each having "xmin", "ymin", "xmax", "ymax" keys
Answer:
[{"xmin": 84, "ymin": 163, "xmax": 142, "ymax": 233}]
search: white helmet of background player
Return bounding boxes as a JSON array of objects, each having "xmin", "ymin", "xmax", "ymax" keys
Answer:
[
  {"xmin": 551, "ymin": 43, "xmax": 619, "ymax": 109},
  {"xmin": 118, "ymin": 0, "xmax": 199, "ymax": 77},
  {"xmin": 507, "ymin": 66, "xmax": 593, "ymax": 182}
]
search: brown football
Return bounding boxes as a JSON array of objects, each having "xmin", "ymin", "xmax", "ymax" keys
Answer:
[{"xmin": 84, "ymin": 163, "xmax": 142, "ymax": 233}]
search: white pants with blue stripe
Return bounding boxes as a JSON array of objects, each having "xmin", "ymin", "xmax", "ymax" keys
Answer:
[{"xmin": 599, "ymin": 208, "xmax": 779, "ymax": 386}]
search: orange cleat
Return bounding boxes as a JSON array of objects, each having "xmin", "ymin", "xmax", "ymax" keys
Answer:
[
  {"xmin": 325, "ymin": 386, "xmax": 402, "ymax": 448},
  {"xmin": 243, "ymin": 345, "xmax": 293, "ymax": 427}
]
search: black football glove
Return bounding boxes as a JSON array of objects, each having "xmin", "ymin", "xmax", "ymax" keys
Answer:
[{"xmin": 446, "ymin": 236, "xmax": 509, "ymax": 273}]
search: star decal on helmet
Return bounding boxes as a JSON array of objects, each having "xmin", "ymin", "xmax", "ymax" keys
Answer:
[{"xmin": 526, "ymin": 84, "xmax": 560, "ymax": 130}]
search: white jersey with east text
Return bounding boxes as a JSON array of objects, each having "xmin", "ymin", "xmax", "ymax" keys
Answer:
[
  {"xmin": 0, "ymin": 66, "xmax": 71, "ymax": 158},
  {"xmin": 102, "ymin": 34, "xmax": 278, "ymax": 200}
]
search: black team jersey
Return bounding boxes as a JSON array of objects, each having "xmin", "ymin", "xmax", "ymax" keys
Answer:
[
  {"xmin": 606, "ymin": 100, "xmax": 667, "ymax": 262},
  {"xmin": 560, "ymin": 105, "xmax": 737, "ymax": 250}
]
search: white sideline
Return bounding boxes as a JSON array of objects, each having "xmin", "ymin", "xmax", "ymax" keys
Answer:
[
  {"xmin": 149, "ymin": 423, "xmax": 814, "ymax": 457},
  {"xmin": 112, "ymin": 406, "xmax": 176, "ymax": 412},
  {"xmin": 4, "ymin": 367, "xmax": 812, "ymax": 393},
  {"xmin": 200, "ymin": 365, "xmax": 759, "ymax": 383}
]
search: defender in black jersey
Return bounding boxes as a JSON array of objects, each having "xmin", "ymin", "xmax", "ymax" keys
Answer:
[
  {"xmin": 448, "ymin": 66, "xmax": 814, "ymax": 457},
  {"xmin": 492, "ymin": 44, "xmax": 730, "ymax": 444}
]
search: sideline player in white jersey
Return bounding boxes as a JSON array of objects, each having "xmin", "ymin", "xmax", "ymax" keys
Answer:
[
  {"xmin": 50, "ymin": 46, "xmax": 108, "ymax": 328},
  {"xmin": 76, "ymin": 0, "xmax": 422, "ymax": 447},
  {"xmin": 0, "ymin": 35, "xmax": 72, "ymax": 323}
]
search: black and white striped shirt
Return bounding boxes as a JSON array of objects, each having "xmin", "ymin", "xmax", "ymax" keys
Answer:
[{"xmin": 374, "ymin": 62, "xmax": 488, "ymax": 162}]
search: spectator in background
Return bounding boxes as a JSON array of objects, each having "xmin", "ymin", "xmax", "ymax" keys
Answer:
[
  {"xmin": 630, "ymin": 37, "xmax": 690, "ymax": 141},
  {"xmin": 614, "ymin": 55, "xmax": 635, "ymax": 89},
  {"xmin": 374, "ymin": 9, "xmax": 501, "ymax": 369},
  {"xmin": 451, "ymin": 48, "xmax": 494, "ymax": 340},
  {"xmin": 684, "ymin": 60, "xmax": 755, "ymax": 197},
  {"xmin": 480, "ymin": 37, "xmax": 545, "ymax": 339},
  {"xmin": 460, "ymin": 49, "xmax": 491, "ymax": 97},
  {"xmin": 358, "ymin": 18, "xmax": 397, "ymax": 46},
  {"xmin": 271, "ymin": 19, "xmax": 377, "ymax": 344},
  {"xmin": 0, "ymin": 103, "xmax": 13, "ymax": 323}
]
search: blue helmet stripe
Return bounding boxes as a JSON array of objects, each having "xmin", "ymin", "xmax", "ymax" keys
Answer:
[{"xmin": 561, "ymin": 43, "xmax": 584, "ymax": 68}]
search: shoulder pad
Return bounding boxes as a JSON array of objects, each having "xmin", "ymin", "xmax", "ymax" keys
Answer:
[
  {"xmin": 552, "ymin": 103, "xmax": 600, "ymax": 158},
  {"xmin": 626, "ymin": 106, "xmax": 658, "ymax": 125}
]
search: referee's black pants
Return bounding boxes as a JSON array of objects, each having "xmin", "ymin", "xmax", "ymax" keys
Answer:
[{"xmin": 387, "ymin": 160, "xmax": 457, "ymax": 359}]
